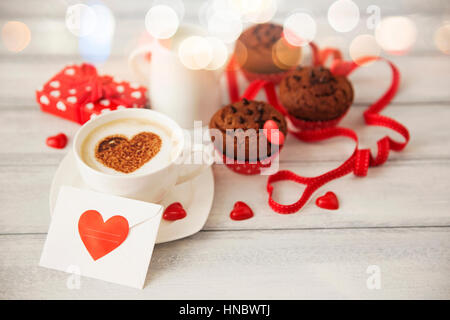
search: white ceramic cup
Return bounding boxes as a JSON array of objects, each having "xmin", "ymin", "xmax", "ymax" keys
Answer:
[
  {"xmin": 128, "ymin": 24, "xmax": 222, "ymax": 129},
  {"xmin": 73, "ymin": 108, "xmax": 212, "ymax": 203}
]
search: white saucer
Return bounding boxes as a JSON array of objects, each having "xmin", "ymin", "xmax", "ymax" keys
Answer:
[{"xmin": 49, "ymin": 151, "xmax": 215, "ymax": 244}]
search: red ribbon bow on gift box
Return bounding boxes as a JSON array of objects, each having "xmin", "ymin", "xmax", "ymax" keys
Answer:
[
  {"xmin": 227, "ymin": 42, "xmax": 410, "ymax": 214},
  {"xmin": 36, "ymin": 63, "xmax": 147, "ymax": 124}
]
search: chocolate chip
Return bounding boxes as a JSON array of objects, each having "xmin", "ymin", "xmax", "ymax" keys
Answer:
[
  {"xmin": 242, "ymin": 98, "xmax": 250, "ymax": 105},
  {"xmin": 293, "ymin": 75, "xmax": 302, "ymax": 81},
  {"xmin": 272, "ymin": 116, "xmax": 280, "ymax": 122},
  {"xmin": 246, "ymin": 109, "xmax": 253, "ymax": 115},
  {"xmin": 239, "ymin": 116, "xmax": 245, "ymax": 124},
  {"xmin": 318, "ymin": 76, "xmax": 328, "ymax": 84},
  {"xmin": 230, "ymin": 105, "xmax": 237, "ymax": 113}
]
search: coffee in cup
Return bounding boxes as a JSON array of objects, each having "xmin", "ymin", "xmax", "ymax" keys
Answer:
[{"xmin": 80, "ymin": 118, "xmax": 179, "ymax": 176}]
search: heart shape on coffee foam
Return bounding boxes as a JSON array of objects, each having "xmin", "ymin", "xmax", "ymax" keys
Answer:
[
  {"xmin": 316, "ymin": 191, "xmax": 339, "ymax": 210},
  {"xmin": 95, "ymin": 132, "xmax": 162, "ymax": 174},
  {"xmin": 230, "ymin": 201, "xmax": 254, "ymax": 221},
  {"xmin": 78, "ymin": 210, "xmax": 129, "ymax": 261},
  {"xmin": 163, "ymin": 202, "xmax": 187, "ymax": 221}
]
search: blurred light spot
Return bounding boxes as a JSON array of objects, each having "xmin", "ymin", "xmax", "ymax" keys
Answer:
[
  {"xmin": 152, "ymin": 0, "xmax": 185, "ymax": 20},
  {"xmin": 375, "ymin": 16, "xmax": 417, "ymax": 55},
  {"xmin": 178, "ymin": 36, "xmax": 213, "ymax": 70},
  {"xmin": 283, "ymin": 12, "xmax": 317, "ymax": 47},
  {"xmin": 434, "ymin": 23, "xmax": 450, "ymax": 55},
  {"xmin": 349, "ymin": 34, "xmax": 380, "ymax": 65},
  {"xmin": 78, "ymin": 2, "xmax": 115, "ymax": 64},
  {"xmin": 205, "ymin": 37, "xmax": 228, "ymax": 70},
  {"xmin": 1, "ymin": 21, "xmax": 31, "ymax": 52},
  {"xmin": 207, "ymin": 9, "xmax": 242, "ymax": 43},
  {"xmin": 230, "ymin": 0, "xmax": 277, "ymax": 23},
  {"xmin": 145, "ymin": 5, "xmax": 179, "ymax": 39},
  {"xmin": 327, "ymin": 0, "xmax": 360, "ymax": 33},
  {"xmin": 272, "ymin": 38, "xmax": 302, "ymax": 70},
  {"xmin": 65, "ymin": 4, "xmax": 97, "ymax": 37},
  {"xmin": 233, "ymin": 39, "xmax": 248, "ymax": 69}
]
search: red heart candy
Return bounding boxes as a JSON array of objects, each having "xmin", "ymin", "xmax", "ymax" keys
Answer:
[
  {"xmin": 230, "ymin": 201, "xmax": 254, "ymax": 221},
  {"xmin": 78, "ymin": 210, "xmax": 129, "ymax": 261},
  {"xmin": 46, "ymin": 133, "xmax": 68, "ymax": 149},
  {"xmin": 316, "ymin": 191, "xmax": 339, "ymax": 210},
  {"xmin": 163, "ymin": 202, "xmax": 187, "ymax": 221},
  {"xmin": 263, "ymin": 120, "xmax": 285, "ymax": 145}
]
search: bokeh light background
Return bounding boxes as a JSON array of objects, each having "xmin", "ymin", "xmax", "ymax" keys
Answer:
[{"xmin": 1, "ymin": 0, "xmax": 449, "ymax": 72}]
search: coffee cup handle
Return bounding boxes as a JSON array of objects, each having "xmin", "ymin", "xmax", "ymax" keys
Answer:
[
  {"xmin": 175, "ymin": 143, "xmax": 214, "ymax": 185},
  {"xmin": 128, "ymin": 44, "xmax": 154, "ymax": 84}
]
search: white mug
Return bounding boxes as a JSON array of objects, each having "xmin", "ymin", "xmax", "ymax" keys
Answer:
[
  {"xmin": 73, "ymin": 108, "xmax": 212, "ymax": 203},
  {"xmin": 128, "ymin": 24, "xmax": 222, "ymax": 129}
]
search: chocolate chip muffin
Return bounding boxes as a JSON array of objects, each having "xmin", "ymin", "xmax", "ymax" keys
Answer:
[
  {"xmin": 279, "ymin": 66, "xmax": 354, "ymax": 121},
  {"xmin": 209, "ymin": 98, "xmax": 287, "ymax": 162},
  {"xmin": 235, "ymin": 23, "xmax": 301, "ymax": 74}
]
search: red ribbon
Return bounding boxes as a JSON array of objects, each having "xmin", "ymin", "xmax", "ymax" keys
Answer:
[
  {"xmin": 226, "ymin": 43, "xmax": 410, "ymax": 214},
  {"xmin": 69, "ymin": 64, "xmax": 133, "ymax": 108}
]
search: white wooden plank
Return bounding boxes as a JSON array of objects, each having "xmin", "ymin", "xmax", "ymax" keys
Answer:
[
  {"xmin": 1, "ymin": 159, "xmax": 450, "ymax": 234},
  {"xmin": 0, "ymin": 105, "xmax": 448, "ymax": 166},
  {"xmin": 1, "ymin": 55, "xmax": 449, "ymax": 108},
  {"xmin": 0, "ymin": 14, "xmax": 445, "ymax": 56},
  {"xmin": 1, "ymin": 228, "xmax": 449, "ymax": 299},
  {"xmin": 1, "ymin": 0, "xmax": 447, "ymax": 18}
]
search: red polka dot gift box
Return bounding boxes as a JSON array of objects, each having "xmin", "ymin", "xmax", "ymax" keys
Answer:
[{"xmin": 36, "ymin": 63, "xmax": 147, "ymax": 124}]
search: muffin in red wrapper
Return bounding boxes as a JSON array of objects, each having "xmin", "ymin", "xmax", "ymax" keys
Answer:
[
  {"xmin": 36, "ymin": 63, "xmax": 147, "ymax": 124},
  {"xmin": 209, "ymin": 98, "xmax": 287, "ymax": 175},
  {"xmin": 279, "ymin": 65, "xmax": 353, "ymax": 130},
  {"xmin": 234, "ymin": 23, "xmax": 302, "ymax": 85}
]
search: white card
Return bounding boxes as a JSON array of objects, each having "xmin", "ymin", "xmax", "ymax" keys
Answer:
[{"xmin": 39, "ymin": 186, "xmax": 163, "ymax": 289}]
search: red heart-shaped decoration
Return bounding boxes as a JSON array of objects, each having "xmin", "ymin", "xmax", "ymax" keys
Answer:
[
  {"xmin": 163, "ymin": 202, "xmax": 187, "ymax": 221},
  {"xmin": 78, "ymin": 210, "xmax": 129, "ymax": 261},
  {"xmin": 263, "ymin": 120, "xmax": 285, "ymax": 145},
  {"xmin": 46, "ymin": 133, "xmax": 68, "ymax": 149},
  {"xmin": 316, "ymin": 191, "xmax": 339, "ymax": 210},
  {"xmin": 230, "ymin": 201, "xmax": 254, "ymax": 221}
]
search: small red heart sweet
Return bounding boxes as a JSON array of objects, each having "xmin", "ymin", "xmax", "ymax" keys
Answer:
[
  {"xmin": 263, "ymin": 120, "xmax": 285, "ymax": 146},
  {"xmin": 163, "ymin": 202, "xmax": 187, "ymax": 221},
  {"xmin": 316, "ymin": 191, "xmax": 339, "ymax": 210},
  {"xmin": 78, "ymin": 210, "xmax": 129, "ymax": 261},
  {"xmin": 230, "ymin": 201, "xmax": 254, "ymax": 221},
  {"xmin": 46, "ymin": 133, "xmax": 68, "ymax": 149}
]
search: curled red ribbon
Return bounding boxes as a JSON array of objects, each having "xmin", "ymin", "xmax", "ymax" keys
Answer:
[{"xmin": 226, "ymin": 43, "xmax": 410, "ymax": 214}]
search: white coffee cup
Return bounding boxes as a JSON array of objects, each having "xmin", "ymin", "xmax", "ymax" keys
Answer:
[
  {"xmin": 73, "ymin": 108, "xmax": 212, "ymax": 203},
  {"xmin": 128, "ymin": 24, "xmax": 222, "ymax": 129}
]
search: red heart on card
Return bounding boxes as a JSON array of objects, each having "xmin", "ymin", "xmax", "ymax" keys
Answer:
[
  {"xmin": 263, "ymin": 120, "xmax": 285, "ymax": 145},
  {"xmin": 78, "ymin": 210, "xmax": 129, "ymax": 261},
  {"xmin": 46, "ymin": 133, "xmax": 68, "ymax": 149},
  {"xmin": 163, "ymin": 202, "xmax": 187, "ymax": 221},
  {"xmin": 230, "ymin": 201, "xmax": 254, "ymax": 221},
  {"xmin": 316, "ymin": 192, "xmax": 339, "ymax": 210}
]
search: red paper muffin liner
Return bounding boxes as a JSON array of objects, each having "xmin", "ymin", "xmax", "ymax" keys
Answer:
[
  {"xmin": 216, "ymin": 147, "xmax": 283, "ymax": 175},
  {"xmin": 241, "ymin": 68, "xmax": 292, "ymax": 85},
  {"xmin": 286, "ymin": 108, "xmax": 349, "ymax": 131}
]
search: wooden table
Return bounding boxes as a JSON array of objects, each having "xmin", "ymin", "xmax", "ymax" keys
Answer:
[{"xmin": 1, "ymin": 0, "xmax": 449, "ymax": 299}]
